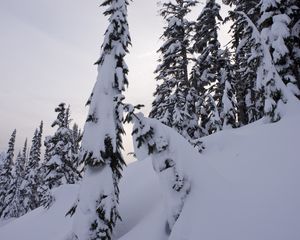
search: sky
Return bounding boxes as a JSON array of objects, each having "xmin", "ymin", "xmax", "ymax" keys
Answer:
[{"xmin": 0, "ymin": 0, "xmax": 231, "ymax": 161}]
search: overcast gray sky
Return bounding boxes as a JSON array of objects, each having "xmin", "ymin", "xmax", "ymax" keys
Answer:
[{"xmin": 0, "ymin": 0, "xmax": 230, "ymax": 160}]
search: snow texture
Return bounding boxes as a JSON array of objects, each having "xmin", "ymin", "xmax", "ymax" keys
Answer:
[{"xmin": 2, "ymin": 106, "xmax": 300, "ymax": 240}]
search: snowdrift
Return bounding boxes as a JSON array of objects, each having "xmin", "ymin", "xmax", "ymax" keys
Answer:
[{"xmin": 0, "ymin": 112, "xmax": 300, "ymax": 240}]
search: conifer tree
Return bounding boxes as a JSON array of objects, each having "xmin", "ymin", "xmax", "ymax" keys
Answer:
[
  {"xmin": 6, "ymin": 139, "xmax": 28, "ymax": 218},
  {"xmin": 190, "ymin": 0, "xmax": 223, "ymax": 134},
  {"xmin": 224, "ymin": 0, "xmax": 261, "ymax": 124},
  {"xmin": 21, "ymin": 122, "xmax": 44, "ymax": 212},
  {"xmin": 22, "ymin": 138, "xmax": 28, "ymax": 162},
  {"xmin": 258, "ymin": 0, "xmax": 300, "ymax": 98},
  {"xmin": 237, "ymin": 10, "xmax": 294, "ymax": 122},
  {"xmin": 43, "ymin": 103, "xmax": 81, "ymax": 189},
  {"xmin": 5, "ymin": 146, "xmax": 27, "ymax": 218},
  {"xmin": 218, "ymin": 49, "xmax": 237, "ymax": 128},
  {"xmin": 150, "ymin": 0, "xmax": 202, "ymax": 149},
  {"xmin": 0, "ymin": 129, "xmax": 16, "ymax": 218},
  {"xmin": 124, "ymin": 109, "xmax": 191, "ymax": 233},
  {"xmin": 0, "ymin": 152, "xmax": 5, "ymax": 167},
  {"xmin": 69, "ymin": 1, "xmax": 131, "ymax": 239},
  {"xmin": 71, "ymin": 123, "xmax": 82, "ymax": 171}
]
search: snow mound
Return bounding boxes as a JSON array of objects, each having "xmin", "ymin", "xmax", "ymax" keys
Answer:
[{"xmin": 1, "ymin": 112, "xmax": 300, "ymax": 240}]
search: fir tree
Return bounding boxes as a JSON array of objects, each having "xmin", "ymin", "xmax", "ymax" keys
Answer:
[
  {"xmin": 124, "ymin": 110, "xmax": 191, "ymax": 233},
  {"xmin": 224, "ymin": 0, "xmax": 261, "ymax": 124},
  {"xmin": 258, "ymin": 0, "xmax": 300, "ymax": 98},
  {"xmin": 0, "ymin": 129, "xmax": 16, "ymax": 218},
  {"xmin": 5, "ymin": 146, "xmax": 27, "ymax": 218},
  {"xmin": 69, "ymin": 1, "xmax": 131, "ymax": 239},
  {"xmin": 43, "ymin": 103, "xmax": 81, "ymax": 190},
  {"xmin": 218, "ymin": 49, "xmax": 237, "ymax": 128},
  {"xmin": 150, "ymin": 0, "xmax": 202, "ymax": 150},
  {"xmin": 21, "ymin": 122, "xmax": 44, "ymax": 212},
  {"xmin": 22, "ymin": 138, "xmax": 28, "ymax": 161},
  {"xmin": 71, "ymin": 123, "xmax": 82, "ymax": 171},
  {"xmin": 0, "ymin": 152, "xmax": 6, "ymax": 174},
  {"xmin": 237, "ymin": 11, "xmax": 292, "ymax": 122},
  {"xmin": 191, "ymin": 0, "xmax": 223, "ymax": 134},
  {"xmin": 8, "ymin": 139, "xmax": 28, "ymax": 218}
]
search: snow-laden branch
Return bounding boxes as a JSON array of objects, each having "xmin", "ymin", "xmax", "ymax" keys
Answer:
[{"xmin": 236, "ymin": 11, "xmax": 299, "ymax": 121}]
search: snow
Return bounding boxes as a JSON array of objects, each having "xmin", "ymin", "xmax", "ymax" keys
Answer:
[
  {"xmin": 0, "ymin": 185, "xmax": 79, "ymax": 240},
  {"xmin": 1, "ymin": 109, "xmax": 300, "ymax": 240},
  {"xmin": 70, "ymin": 164, "xmax": 118, "ymax": 240},
  {"xmin": 81, "ymin": 52, "xmax": 118, "ymax": 159},
  {"xmin": 0, "ymin": 159, "xmax": 160, "ymax": 240}
]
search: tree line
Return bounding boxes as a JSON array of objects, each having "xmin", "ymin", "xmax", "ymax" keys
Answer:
[
  {"xmin": 0, "ymin": 103, "xmax": 82, "ymax": 219},
  {"xmin": 151, "ymin": 0, "xmax": 300, "ymax": 151}
]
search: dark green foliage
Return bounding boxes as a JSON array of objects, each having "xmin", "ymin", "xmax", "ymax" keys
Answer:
[
  {"xmin": 191, "ymin": 0, "xmax": 223, "ymax": 134},
  {"xmin": 150, "ymin": 0, "xmax": 203, "ymax": 151},
  {"xmin": 0, "ymin": 129, "xmax": 16, "ymax": 218}
]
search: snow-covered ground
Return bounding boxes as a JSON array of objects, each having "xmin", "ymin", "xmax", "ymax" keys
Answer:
[{"xmin": 0, "ymin": 111, "xmax": 299, "ymax": 240}]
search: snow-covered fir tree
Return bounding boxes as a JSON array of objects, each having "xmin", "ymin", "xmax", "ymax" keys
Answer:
[
  {"xmin": 5, "ymin": 141, "xmax": 27, "ymax": 218},
  {"xmin": 43, "ymin": 104, "xmax": 81, "ymax": 190},
  {"xmin": 150, "ymin": 0, "xmax": 203, "ymax": 150},
  {"xmin": 258, "ymin": 0, "xmax": 300, "ymax": 98},
  {"xmin": 0, "ymin": 152, "xmax": 5, "ymax": 180},
  {"xmin": 71, "ymin": 123, "xmax": 82, "ymax": 171},
  {"xmin": 20, "ymin": 122, "xmax": 44, "ymax": 212},
  {"xmin": 69, "ymin": 0, "xmax": 131, "ymax": 239},
  {"xmin": 125, "ymin": 109, "xmax": 191, "ymax": 233},
  {"xmin": 224, "ymin": 0, "xmax": 261, "ymax": 124},
  {"xmin": 190, "ymin": 0, "xmax": 223, "ymax": 134},
  {"xmin": 218, "ymin": 49, "xmax": 237, "ymax": 128},
  {"xmin": 4, "ymin": 139, "xmax": 28, "ymax": 218},
  {"xmin": 0, "ymin": 129, "xmax": 16, "ymax": 218},
  {"xmin": 237, "ymin": 10, "xmax": 296, "ymax": 122},
  {"xmin": 0, "ymin": 152, "xmax": 5, "ymax": 167}
]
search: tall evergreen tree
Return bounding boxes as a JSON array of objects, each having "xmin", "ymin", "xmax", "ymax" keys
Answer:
[
  {"xmin": 0, "ymin": 152, "xmax": 5, "ymax": 166},
  {"xmin": 0, "ymin": 129, "xmax": 16, "ymax": 218},
  {"xmin": 236, "ymin": 10, "xmax": 295, "ymax": 122},
  {"xmin": 190, "ymin": 0, "xmax": 223, "ymax": 134},
  {"xmin": 69, "ymin": 0, "xmax": 131, "ymax": 239},
  {"xmin": 22, "ymin": 138, "xmax": 28, "ymax": 162},
  {"xmin": 258, "ymin": 0, "xmax": 300, "ymax": 98},
  {"xmin": 225, "ymin": 0, "xmax": 261, "ymax": 124},
  {"xmin": 5, "ymin": 146, "xmax": 27, "ymax": 218},
  {"xmin": 43, "ymin": 103, "xmax": 81, "ymax": 189},
  {"xmin": 150, "ymin": 0, "xmax": 202, "ymax": 149},
  {"xmin": 6, "ymin": 139, "xmax": 28, "ymax": 218},
  {"xmin": 21, "ymin": 122, "xmax": 44, "ymax": 212},
  {"xmin": 71, "ymin": 123, "xmax": 82, "ymax": 171},
  {"xmin": 218, "ymin": 49, "xmax": 237, "ymax": 128}
]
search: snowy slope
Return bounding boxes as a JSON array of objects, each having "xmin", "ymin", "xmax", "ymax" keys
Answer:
[
  {"xmin": 1, "ymin": 111, "xmax": 300, "ymax": 240},
  {"xmin": 0, "ymin": 160, "xmax": 160, "ymax": 240}
]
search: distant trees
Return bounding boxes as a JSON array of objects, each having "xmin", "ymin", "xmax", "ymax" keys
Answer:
[
  {"xmin": 0, "ymin": 104, "xmax": 81, "ymax": 220},
  {"xmin": 0, "ymin": 129, "xmax": 16, "ymax": 218},
  {"xmin": 20, "ymin": 121, "xmax": 44, "ymax": 212},
  {"xmin": 5, "ymin": 139, "xmax": 27, "ymax": 218},
  {"xmin": 42, "ymin": 103, "xmax": 81, "ymax": 190}
]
